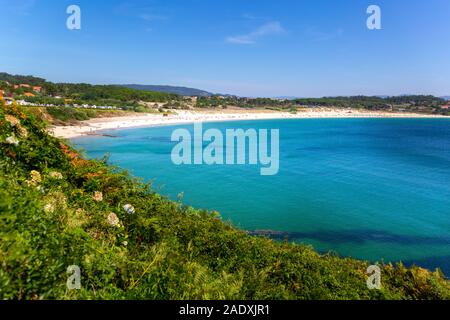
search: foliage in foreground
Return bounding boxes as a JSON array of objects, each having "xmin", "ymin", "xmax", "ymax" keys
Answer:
[{"xmin": 0, "ymin": 101, "xmax": 449, "ymax": 300}]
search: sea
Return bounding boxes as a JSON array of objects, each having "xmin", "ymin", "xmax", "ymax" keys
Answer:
[{"xmin": 73, "ymin": 118, "xmax": 450, "ymax": 275}]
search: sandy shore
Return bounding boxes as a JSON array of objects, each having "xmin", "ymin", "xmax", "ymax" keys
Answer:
[{"xmin": 49, "ymin": 109, "xmax": 449, "ymax": 139}]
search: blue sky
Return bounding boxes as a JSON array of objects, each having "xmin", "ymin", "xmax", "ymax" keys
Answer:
[{"xmin": 1, "ymin": 0, "xmax": 449, "ymax": 97}]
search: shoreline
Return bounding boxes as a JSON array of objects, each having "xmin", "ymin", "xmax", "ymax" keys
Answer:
[{"xmin": 49, "ymin": 109, "xmax": 449, "ymax": 139}]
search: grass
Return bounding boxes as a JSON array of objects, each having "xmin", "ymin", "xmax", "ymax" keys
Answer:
[
  {"xmin": 1, "ymin": 100, "xmax": 449, "ymax": 300},
  {"xmin": 26, "ymin": 106, "xmax": 144, "ymax": 126},
  {"xmin": 46, "ymin": 106, "xmax": 97, "ymax": 122}
]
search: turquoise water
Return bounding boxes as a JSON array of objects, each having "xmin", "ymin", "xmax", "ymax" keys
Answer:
[{"xmin": 73, "ymin": 118, "xmax": 450, "ymax": 275}]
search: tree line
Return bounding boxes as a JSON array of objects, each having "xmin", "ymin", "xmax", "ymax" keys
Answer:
[{"xmin": 0, "ymin": 72, "xmax": 178, "ymax": 104}]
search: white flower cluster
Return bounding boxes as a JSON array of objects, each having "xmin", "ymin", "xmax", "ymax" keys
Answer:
[
  {"xmin": 49, "ymin": 171, "xmax": 63, "ymax": 180},
  {"xmin": 6, "ymin": 135, "xmax": 19, "ymax": 146},
  {"xmin": 93, "ymin": 191, "xmax": 103, "ymax": 202},
  {"xmin": 123, "ymin": 204, "xmax": 135, "ymax": 215},
  {"xmin": 107, "ymin": 212, "xmax": 120, "ymax": 227}
]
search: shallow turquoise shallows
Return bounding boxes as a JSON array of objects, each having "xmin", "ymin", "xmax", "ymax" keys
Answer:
[{"xmin": 73, "ymin": 118, "xmax": 450, "ymax": 275}]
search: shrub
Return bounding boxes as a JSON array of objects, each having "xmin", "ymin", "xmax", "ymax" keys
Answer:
[{"xmin": 1, "ymin": 100, "xmax": 449, "ymax": 300}]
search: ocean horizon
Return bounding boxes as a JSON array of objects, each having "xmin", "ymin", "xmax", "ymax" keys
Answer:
[{"xmin": 73, "ymin": 118, "xmax": 450, "ymax": 275}]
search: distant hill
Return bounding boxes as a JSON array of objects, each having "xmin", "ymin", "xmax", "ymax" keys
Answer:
[
  {"xmin": 0, "ymin": 72, "xmax": 46, "ymax": 86},
  {"xmin": 121, "ymin": 84, "xmax": 214, "ymax": 97}
]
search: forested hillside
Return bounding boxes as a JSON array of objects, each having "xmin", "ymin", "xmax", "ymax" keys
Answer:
[{"xmin": 0, "ymin": 72, "xmax": 178, "ymax": 108}]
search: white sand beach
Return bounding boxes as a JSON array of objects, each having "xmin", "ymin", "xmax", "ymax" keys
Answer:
[{"xmin": 49, "ymin": 108, "xmax": 449, "ymax": 139}]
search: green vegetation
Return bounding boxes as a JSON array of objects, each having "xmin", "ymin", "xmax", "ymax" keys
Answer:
[
  {"xmin": 24, "ymin": 106, "xmax": 144, "ymax": 127},
  {"xmin": 1, "ymin": 100, "xmax": 449, "ymax": 300},
  {"xmin": 293, "ymin": 95, "xmax": 446, "ymax": 113},
  {"xmin": 42, "ymin": 83, "xmax": 178, "ymax": 104},
  {"xmin": 0, "ymin": 72, "xmax": 45, "ymax": 86},
  {"xmin": 2, "ymin": 72, "xmax": 448, "ymax": 115},
  {"xmin": 293, "ymin": 95, "xmax": 445, "ymax": 108},
  {"xmin": 197, "ymin": 95, "xmax": 449, "ymax": 115},
  {"xmin": 0, "ymin": 72, "xmax": 180, "ymax": 110},
  {"xmin": 46, "ymin": 107, "xmax": 97, "ymax": 122},
  {"xmin": 17, "ymin": 96, "xmax": 66, "ymax": 106},
  {"xmin": 122, "ymin": 84, "xmax": 213, "ymax": 97}
]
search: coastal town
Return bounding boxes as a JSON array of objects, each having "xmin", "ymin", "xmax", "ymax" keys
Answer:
[
  {"xmin": 0, "ymin": 81, "xmax": 126, "ymax": 110},
  {"xmin": 1, "ymin": 73, "xmax": 450, "ymax": 116}
]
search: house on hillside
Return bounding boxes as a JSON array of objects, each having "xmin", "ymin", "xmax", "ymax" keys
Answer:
[
  {"xmin": 440, "ymin": 100, "xmax": 450, "ymax": 110},
  {"xmin": 24, "ymin": 92, "xmax": 35, "ymax": 97},
  {"xmin": 33, "ymin": 86, "xmax": 42, "ymax": 92}
]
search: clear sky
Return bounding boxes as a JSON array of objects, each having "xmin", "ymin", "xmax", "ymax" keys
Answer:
[{"xmin": 1, "ymin": 0, "xmax": 449, "ymax": 97}]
